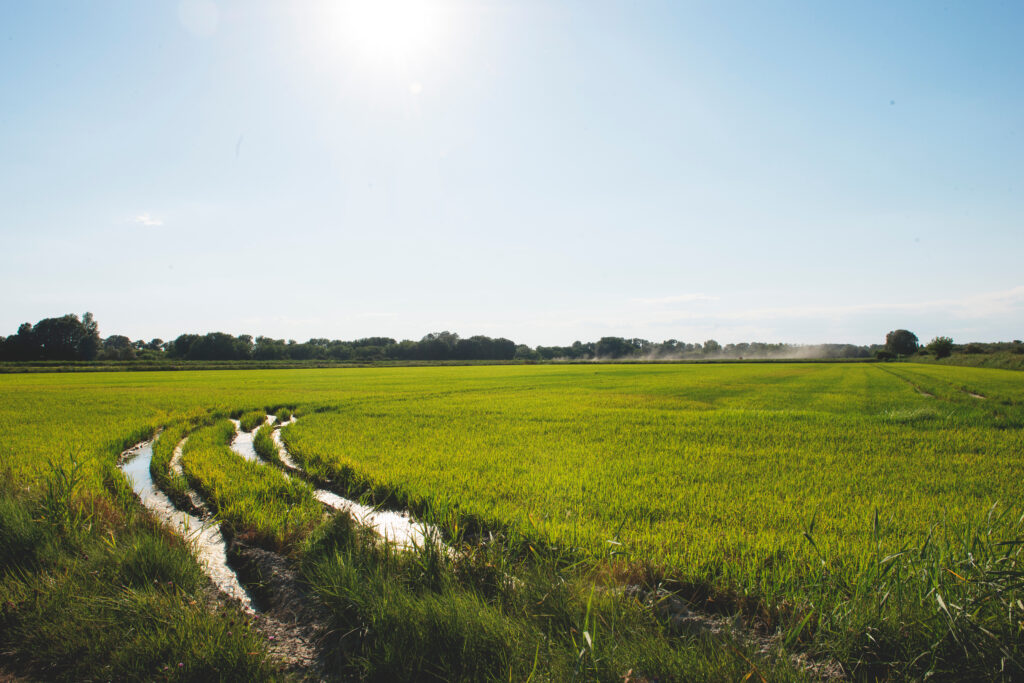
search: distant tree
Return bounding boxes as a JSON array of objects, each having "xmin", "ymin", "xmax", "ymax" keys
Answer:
[
  {"xmin": 353, "ymin": 337, "xmax": 397, "ymax": 348},
  {"xmin": 702, "ymin": 339, "xmax": 722, "ymax": 355},
  {"xmin": 253, "ymin": 336, "xmax": 287, "ymax": 360},
  {"xmin": 513, "ymin": 344, "xmax": 539, "ymax": 360},
  {"xmin": 182, "ymin": 332, "xmax": 251, "ymax": 360},
  {"xmin": 28, "ymin": 313, "xmax": 101, "ymax": 360},
  {"xmin": 595, "ymin": 337, "xmax": 634, "ymax": 358},
  {"xmin": 102, "ymin": 334, "xmax": 136, "ymax": 360},
  {"xmin": 103, "ymin": 335, "xmax": 133, "ymax": 351},
  {"xmin": 2, "ymin": 323, "xmax": 38, "ymax": 360},
  {"xmin": 492, "ymin": 337, "xmax": 516, "ymax": 360},
  {"xmin": 885, "ymin": 329, "xmax": 919, "ymax": 356},
  {"xmin": 167, "ymin": 334, "xmax": 199, "ymax": 358},
  {"xmin": 926, "ymin": 336, "xmax": 954, "ymax": 359},
  {"xmin": 418, "ymin": 331, "xmax": 459, "ymax": 360}
]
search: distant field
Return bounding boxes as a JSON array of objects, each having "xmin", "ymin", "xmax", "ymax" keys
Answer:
[{"xmin": 1, "ymin": 363, "xmax": 1021, "ymax": 680}]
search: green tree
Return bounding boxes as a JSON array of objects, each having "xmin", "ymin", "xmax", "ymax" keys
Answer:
[
  {"xmin": 703, "ymin": 339, "xmax": 722, "ymax": 355},
  {"xmin": 102, "ymin": 335, "xmax": 136, "ymax": 360},
  {"xmin": 885, "ymin": 329, "xmax": 919, "ymax": 356},
  {"xmin": 926, "ymin": 336, "xmax": 954, "ymax": 359},
  {"xmin": 79, "ymin": 312, "xmax": 101, "ymax": 360}
]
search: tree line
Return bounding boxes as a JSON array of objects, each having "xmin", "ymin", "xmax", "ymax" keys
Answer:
[{"xmin": 3, "ymin": 314, "xmax": 1011, "ymax": 364}]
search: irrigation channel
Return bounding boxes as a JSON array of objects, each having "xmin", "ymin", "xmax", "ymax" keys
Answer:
[
  {"xmin": 119, "ymin": 416, "xmax": 440, "ymax": 611},
  {"xmin": 119, "ymin": 438, "xmax": 255, "ymax": 610}
]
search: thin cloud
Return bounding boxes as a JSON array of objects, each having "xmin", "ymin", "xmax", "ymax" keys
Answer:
[
  {"xmin": 133, "ymin": 213, "xmax": 164, "ymax": 227},
  {"xmin": 632, "ymin": 293, "xmax": 720, "ymax": 306}
]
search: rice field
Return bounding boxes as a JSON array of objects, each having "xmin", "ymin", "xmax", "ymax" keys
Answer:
[{"xmin": 0, "ymin": 362, "xmax": 1021, "ymax": 680}]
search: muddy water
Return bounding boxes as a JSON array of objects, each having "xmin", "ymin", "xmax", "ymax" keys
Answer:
[
  {"xmin": 119, "ymin": 440, "xmax": 256, "ymax": 612},
  {"xmin": 239, "ymin": 419, "xmax": 442, "ymax": 549}
]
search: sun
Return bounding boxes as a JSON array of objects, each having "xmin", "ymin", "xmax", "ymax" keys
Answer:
[{"xmin": 339, "ymin": 0, "xmax": 444, "ymax": 63}]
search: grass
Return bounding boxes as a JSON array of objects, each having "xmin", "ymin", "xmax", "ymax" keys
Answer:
[
  {"xmin": 179, "ymin": 419, "xmax": 323, "ymax": 551},
  {"xmin": 0, "ymin": 468, "xmax": 274, "ymax": 681},
  {"xmin": 0, "ymin": 362, "xmax": 1020, "ymax": 679},
  {"xmin": 301, "ymin": 509, "xmax": 807, "ymax": 682}
]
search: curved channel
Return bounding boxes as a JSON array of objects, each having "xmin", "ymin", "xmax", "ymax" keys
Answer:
[
  {"xmin": 245, "ymin": 418, "xmax": 443, "ymax": 549},
  {"xmin": 120, "ymin": 440, "xmax": 257, "ymax": 612}
]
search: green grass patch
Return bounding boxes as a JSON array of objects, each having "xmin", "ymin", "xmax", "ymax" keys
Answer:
[{"xmin": 0, "ymin": 483, "xmax": 273, "ymax": 681}]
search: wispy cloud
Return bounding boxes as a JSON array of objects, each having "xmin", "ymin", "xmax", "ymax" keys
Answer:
[
  {"xmin": 133, "ymin": 213, "xmax": 164, "ymax": 227},
  {"xmin": 631, "ymin": 293, "xmax": 720, "ymax": 306},
  {"xmin": 724, "ymin": 285, "xmax": 1024, "ymax": 322}
]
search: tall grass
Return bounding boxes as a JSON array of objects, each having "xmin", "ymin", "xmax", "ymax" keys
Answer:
[
  {"xmin": 180, "ymin": 420, "xmax": 322, "ymax": 551},
  {"xmin": 301, "ymin": 511, "xmax": 806, "ymax": 682},
  {"xmin": 0, "ymin": 478, "xmax": 272, "ymax": 681}
]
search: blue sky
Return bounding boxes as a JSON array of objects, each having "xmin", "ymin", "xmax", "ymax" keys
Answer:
[{"xmin": 1, "ymin": 0, "xmax": 1022, "ymax": 346}]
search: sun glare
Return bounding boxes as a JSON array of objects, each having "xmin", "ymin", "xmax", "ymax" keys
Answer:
[{"xmin": 338, "ymin": 0, "xmax": 444, "ymax": 62}]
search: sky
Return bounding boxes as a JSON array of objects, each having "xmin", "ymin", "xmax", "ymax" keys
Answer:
[{"xmin": 1, "ymin": 0, "xmax": 1022, "ymax": 347}]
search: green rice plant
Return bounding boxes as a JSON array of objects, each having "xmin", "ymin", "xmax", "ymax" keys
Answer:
[
  {"xmin": 180, "ymin": 420, "xmax": 322, "ymax": 551},
  {"xmin": 150, "ymin": 422, "xmax": 192, "ymax": 507},
  {"xmin": 252, "ymin": 422, "xmax": 279, "ymax": 465},
  {"xmin": 237, "ymin": 410, "xmax": 266, "ymax": 433}
]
